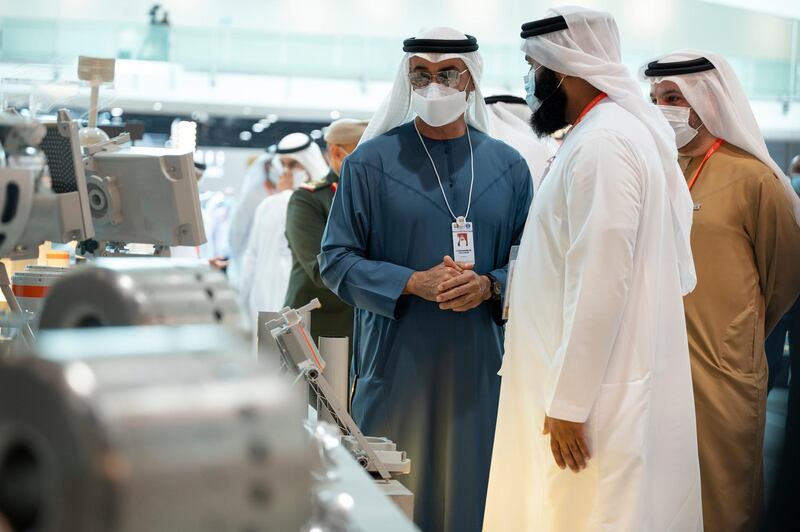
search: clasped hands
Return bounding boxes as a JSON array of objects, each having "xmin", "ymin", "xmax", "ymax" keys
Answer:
[{"xmin": 404, "ymin": 256, "xmax": 491, "ymax": 312}]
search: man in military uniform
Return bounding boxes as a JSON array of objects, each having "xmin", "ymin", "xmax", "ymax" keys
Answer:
[{"xmin": 284, "ymin": 118, "xmax": 368, "ymax": 344}]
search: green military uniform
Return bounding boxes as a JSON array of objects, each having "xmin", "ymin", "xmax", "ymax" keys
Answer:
[{"xmin": 284, "ymin": 170, "xmax": 354, "ymax": 344}]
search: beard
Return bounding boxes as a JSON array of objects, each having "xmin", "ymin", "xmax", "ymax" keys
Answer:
[{"xmin": 529, "ymin": 68, "xmax": 568, "ymax": 138}]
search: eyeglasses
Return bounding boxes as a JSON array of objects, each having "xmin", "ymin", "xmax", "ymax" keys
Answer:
[{"xmin": 408, "ymin": 68, "xmax": 469, "ymax": 89}]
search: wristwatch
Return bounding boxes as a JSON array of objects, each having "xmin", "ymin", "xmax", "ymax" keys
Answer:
[{"xmin": 485, "ymin": 274, "xmax": 502, "ymax": 301}]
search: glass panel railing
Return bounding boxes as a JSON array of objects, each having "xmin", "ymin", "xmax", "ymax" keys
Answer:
[{"xmin": 1, "ymin": 2, "xmax": 798, "ymax": 100}]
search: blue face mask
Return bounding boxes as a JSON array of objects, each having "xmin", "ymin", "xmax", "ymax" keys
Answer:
[
  {"xmin": 791, "ymin": 174, "xmax": 800, "ymax": 195},
  {"xmin": 523, "ymin": 65, "xmax": 542, "ymax": 112}
]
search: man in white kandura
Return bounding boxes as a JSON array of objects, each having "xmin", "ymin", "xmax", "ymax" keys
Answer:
[
  {"xmin": 226, "ymin": 151, "xmax": 279, "ymax": 283},
  {"xmin": 484, "ymin": 94, "xmax": 555, "ymax": 189},
  {"xmin": 484, "ymin": 6, "xmax": 702, "ymax": 531},
  {"xmin": 239, "ymin": 132, "xmax": 329, "ymax": 321}
]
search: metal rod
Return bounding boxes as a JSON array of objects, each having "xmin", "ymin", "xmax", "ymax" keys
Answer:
[
  {"xmin": 88, "ymin": 84, "xmax": 99, "ymax": 128},
  {"xmin": 0, "ymin": 263, "xmax": 34, "ymax": 348}
]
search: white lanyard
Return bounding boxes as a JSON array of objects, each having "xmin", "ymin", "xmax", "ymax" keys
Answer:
[{"xmin": 413, "ymin": 120, "xmax": 475, "ymax": 226}]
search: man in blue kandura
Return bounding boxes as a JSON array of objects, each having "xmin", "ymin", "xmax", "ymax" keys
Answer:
[{"xmin": 319, "ymin": 26, "xmax": 532, "ymax": 532}]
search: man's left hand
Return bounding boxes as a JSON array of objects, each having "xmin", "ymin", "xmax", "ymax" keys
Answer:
[
  {"xmin": 543, "ymin": 416, "xmax": 591, "ymax": 473},
  {"xmin": 436, "ymin": 257, "xmax": 490, "ymax": 312},
  {"xmin": 209, "ymin": 257, "xmax": 230, "ymax": 271}
]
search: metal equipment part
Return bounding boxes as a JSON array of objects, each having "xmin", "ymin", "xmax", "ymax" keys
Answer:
[
  {"xmin": 260, "ymin": 300, "xmax": 411, "ymax": 481},
  {"xmin": 342, "ymin": 436, "xmax": 412, "ymax": 476},
  {"xmin": 0, "ymin": 110, "xmax": 94, "ymax": 261},
  {"xmin": 82, "ymin": 145, "xmax": 206, "ymax": 252},
  {"xmin": 10, "ymin": 265, "xmax": 68, "ymax": 324},
  {"xmin": 38, "ymin": 258, "xmax": 241, "ymax": 330},
  {"xmin": 0, "ymin": 110, "xmax": 94, "ymax": 346},
  {"xmin": 0, "ymin": 325, "xmax": 312, "ymax": 532}
]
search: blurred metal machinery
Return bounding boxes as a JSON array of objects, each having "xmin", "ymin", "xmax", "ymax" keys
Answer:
[
  {"xmin": 38, "ymin": 259, "xmax": 241, "ymax": 330},
  {"xmin": 0, "ymin": 110, "xmax": 94, "ymax": 261},
  {"xmin": 81, "ymin": 144, "xmax": 207, "ymax": 255},
  {"xmin": 0, "ymin": 325, "xmax": 312, "ymax": 532}
]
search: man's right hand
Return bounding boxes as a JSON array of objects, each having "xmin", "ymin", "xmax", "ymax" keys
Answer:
[
  {"xmin": 404, "ymin": 257, "xmax": 462, "ymax": 302},
  {"xmin": 543, "ymin": 416, "xmax": 591, "ymax": 473}
]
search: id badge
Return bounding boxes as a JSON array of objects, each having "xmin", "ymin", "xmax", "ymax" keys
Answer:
[
  {"xmin": 452, "ymin": 221, "xmax": 475, "ymax": 264},
  {"xmin": 502, "ymin": 245, "xmax": 519, "ymax": 321}
]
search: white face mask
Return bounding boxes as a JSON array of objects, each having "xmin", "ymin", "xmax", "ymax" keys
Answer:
[
  {"xmin": 292, "ymin": 168, "xmax": 309, "ymax": 188},
  {"xmin": 658, "ymin": 105, "xmax": 703, "ymax": 148},
  {"xmin": 411, "ymin": 83, "xmax": 468, "ymax": 127}
]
